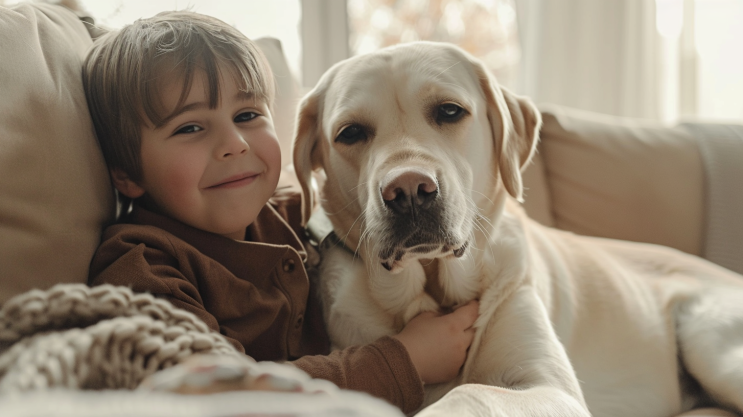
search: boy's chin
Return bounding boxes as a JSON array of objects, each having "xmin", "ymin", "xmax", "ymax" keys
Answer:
[{"xmin": 209, "ymin": 207, "xmax": 265, "ymax": 240}]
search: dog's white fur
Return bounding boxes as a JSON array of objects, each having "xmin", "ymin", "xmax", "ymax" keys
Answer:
[{"xmin": 293, "ymin": 42, "xmax": 743, "ymax": 417}]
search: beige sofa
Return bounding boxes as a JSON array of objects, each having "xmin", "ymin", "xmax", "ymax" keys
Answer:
[
  {"xmin": 0, "ymin": 2, "xmax": 741, "ymax": 417},
  {"xmin": 523, "ymin": 106, "xmax": 742, "ymax": 276}
]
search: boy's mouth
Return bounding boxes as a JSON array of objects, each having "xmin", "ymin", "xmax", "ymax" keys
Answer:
[{"xmin": 207, "ymin": 171, "xmax": 260, "ymax": 189}]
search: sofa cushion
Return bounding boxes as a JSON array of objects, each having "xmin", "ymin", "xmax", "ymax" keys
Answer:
[
  {"xmin": 533, "ymin": 105, "xmax": 704, "ymax": 256},
  {"xmin": 0, "ymin": 4, "xmax": 114, "ymax": 304},
  {"xmin": 521, "ymin": 151, "xmax": 555, "ymax": 228},
  {"xmin": 254, "ymin": 37, "xmax": 301, "ymax": 169}
]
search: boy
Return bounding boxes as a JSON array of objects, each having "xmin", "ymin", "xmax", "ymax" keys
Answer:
[{"xmin": 84, "ymin": 11, "xmax": 478, "ymax": 414}]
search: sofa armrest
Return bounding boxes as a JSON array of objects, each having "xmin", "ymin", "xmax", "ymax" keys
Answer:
[{"xmin": 681, "ymin": 122, "xmax": 743, "ymax": 274}]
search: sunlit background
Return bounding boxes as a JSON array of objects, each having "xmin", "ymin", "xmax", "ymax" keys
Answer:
[{"xmin": 3, "ymin": 0, "xmax": 743, "ymax": 122}]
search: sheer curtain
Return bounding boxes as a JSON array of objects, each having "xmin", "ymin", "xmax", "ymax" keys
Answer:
[
  {"xmin": 515, "ymin": 0, "xmax": 665, "ymax": 120},
  {"xmin": 347, "ymin": 0, "xmax": 521, "ymax": 89},
  {"xmin": 514, "ymin": 0, "xmax": 743, "ymax": 122}
]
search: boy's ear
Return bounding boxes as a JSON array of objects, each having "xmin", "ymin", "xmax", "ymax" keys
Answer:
[{"xmin": 110, "ymin": 168, "xmax": 146, "ymax": 199}]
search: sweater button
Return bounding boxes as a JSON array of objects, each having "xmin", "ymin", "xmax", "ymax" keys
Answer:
[
  {"xmin": 282, "ymin": 258, "xmax": 296, "ymax": 273},
  {"xmin": 294, "ymin": 314, "xmax": 304, "ymax": 329}
]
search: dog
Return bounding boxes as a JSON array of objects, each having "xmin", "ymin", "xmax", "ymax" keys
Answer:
[{"xmin": 292, "ymin": 41, "xmax": 743, "ymax": 417}]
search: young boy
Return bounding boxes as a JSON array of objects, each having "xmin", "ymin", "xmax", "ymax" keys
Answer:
[{"xmin": 84, "ymin": 11, "xmax": 478, "ymax": 414}]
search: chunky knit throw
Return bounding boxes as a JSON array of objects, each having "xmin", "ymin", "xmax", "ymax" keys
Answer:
[{"xmin": 0, "ymin": 284, "xmax": 240, "ymax": 392}]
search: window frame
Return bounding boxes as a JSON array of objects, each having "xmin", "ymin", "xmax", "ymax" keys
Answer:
[{"xmin": 300, "ymin": 0, "xmax": 350, "ymax": 89}]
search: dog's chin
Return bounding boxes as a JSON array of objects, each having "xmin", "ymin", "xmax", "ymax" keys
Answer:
[{"xmin": 379, "ymin": 241, "xmax": 469, "ymax": 274}]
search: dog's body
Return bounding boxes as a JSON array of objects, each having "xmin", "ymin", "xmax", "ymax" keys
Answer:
[{"xmin": 293, "ymin": 42, "xmax": 743, "ymax": 417}]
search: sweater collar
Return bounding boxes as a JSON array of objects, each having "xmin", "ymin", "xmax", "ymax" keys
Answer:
[{"xmin": 128, "ymin": 202, "xmax": 308, "ymax": 269}]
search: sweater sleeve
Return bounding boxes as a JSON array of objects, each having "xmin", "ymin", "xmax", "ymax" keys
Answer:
[{"xmin": 292, "ymin": 336, "xmax": 424, "ymax": 414}]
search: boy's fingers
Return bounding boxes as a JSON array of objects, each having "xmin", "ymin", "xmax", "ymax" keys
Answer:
[
  {"xmin": 455, "ymin": 300, "xmax": 480, "ymax": 318},
  {"xmin": 455, "ymin": 300, "xmax": 479, "ymax": 311},
  {"xmin": 448, "ymin": 300, "xmax": 479, "ymax": 329},
  {"xmin": 465, "ymin": 327, "xmax": 476, "ymax": 339},
  {"xmin": 416, "ymin": 310, "xmax": 439, "ymax": 320}
]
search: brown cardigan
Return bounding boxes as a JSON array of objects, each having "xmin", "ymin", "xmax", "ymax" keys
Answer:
[{"xmin": 88, "ymin": 187, "xmax": 424, "ymax": 413}]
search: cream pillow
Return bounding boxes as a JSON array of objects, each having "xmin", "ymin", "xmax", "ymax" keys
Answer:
[
  {"xmin": 0, "ymin": 4, "xmax": 114, "ymax": 304},
  {"xmin": 254, "ymin": 37, "xmax": 301, "ymax": 169},
  {"xmin": 537, "ymin": 105, "xmax": 704, "ymax": 256}
]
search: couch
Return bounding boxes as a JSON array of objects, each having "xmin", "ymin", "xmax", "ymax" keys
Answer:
[
  {"xmin": 522, "ymin": 105, "xmax": 743, "ymax": 276},
  {"xmin": 0, "ymin": 2, "xmax": 740, "ymax": 416}
]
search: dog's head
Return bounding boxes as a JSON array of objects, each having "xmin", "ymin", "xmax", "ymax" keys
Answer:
[{"xmin": 293, "ymin": 42, "xmax": 540, "ymax": 273}]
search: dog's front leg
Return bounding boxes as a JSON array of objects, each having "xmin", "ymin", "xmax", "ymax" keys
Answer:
[
  {"xmin": 417, "ymin": 285, "xmax": 590, "ymax": 417},
  {"xmin": 319, "ymin": 245, "xmax": 399, "ymax": 348}
]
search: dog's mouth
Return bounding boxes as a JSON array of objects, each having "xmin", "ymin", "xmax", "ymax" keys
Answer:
[{"xmin": 379, "ymin": 241, "xmax": 469, "ymax": 273}]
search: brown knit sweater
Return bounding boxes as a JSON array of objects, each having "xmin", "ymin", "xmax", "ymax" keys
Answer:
[{"xmin": 88, "ymin": 187, "xmax": 424, "ymax": 413}]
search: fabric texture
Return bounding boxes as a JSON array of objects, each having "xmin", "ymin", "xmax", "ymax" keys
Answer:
[
  {"xmin": 88, "ymin": 188, "xmax": 424, "ymax": 413},
  {"xmin": 0, "ymin": 285, "xmax": 406, "ymax": 417},
  {"xmin": 535, "ymin": 105, "xmax": 704, "ymax": 256},
  {"xmin": 0, "ymin": 283, "xmax": 238, "ymax": 392},
  {"xmin": 515, "ymin": 0, "xmax": 664, "ymax": 119},
  {"xmin": 0, "ymin": 389, "xmax": 405, "ymax": 417},
  {"xmin": 89, "ymin": 195, "xmax": 325, "ymax": 361},
  {"xmin": 682, "ymin": 122, "xmax": 743, "ymax": 274},
  {"xmin": 0, "ymin": 3, "xmax": 114, "ymax": 305}
]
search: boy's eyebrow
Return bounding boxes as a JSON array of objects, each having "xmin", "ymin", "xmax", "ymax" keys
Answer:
[
  {"xmin": 160, "ymin": 101, "xmax": 209, "ymax": 126},
  {"xmin": 159, "ymin": 92, "xmax": 256, "ymax": 127}
]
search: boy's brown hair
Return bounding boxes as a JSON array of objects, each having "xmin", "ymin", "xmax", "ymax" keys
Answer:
[{"xmin": 83, "ymin": 11, "xmax": 275, "ymax": 182}]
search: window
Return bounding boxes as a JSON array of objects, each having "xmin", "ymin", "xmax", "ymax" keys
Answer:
[
  {"xmin": 657, "ymin": 0, "xmax": 743, "ymax": 121},
  {"xmin": 348, "ymin": 0, "xmax": 520, "ymax": 88},
  {"xmin": 692, "ymin": 0, "xmax": 743, "ymax": 120}
]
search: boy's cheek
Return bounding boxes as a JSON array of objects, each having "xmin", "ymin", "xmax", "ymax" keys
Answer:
[
  {"xmin": 263, "ymin": 134, "xmax": 283, "ymax": 172},
  {"xmin": 152, "ymin": 164, "xmax": 204, "ymax": 204}
]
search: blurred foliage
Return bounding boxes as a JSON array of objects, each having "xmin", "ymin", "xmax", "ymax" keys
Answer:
[{"xmin": 348, "ymin": 0, "xmax": 520, "ymax": 85}]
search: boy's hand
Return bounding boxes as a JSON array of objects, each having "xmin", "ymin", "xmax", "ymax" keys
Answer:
[{"xmin": 393, "ymin": 300, "xmax": 479, "ymax": 385}]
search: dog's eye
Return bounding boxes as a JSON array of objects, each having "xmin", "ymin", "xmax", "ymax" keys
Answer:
[
  {"xmin": 436, "ymin": 103, "xmax": 465, "ymax": 124},
  {"xmin": 336, "ymin": 124, "xmax": 368, "ymax": 145}
]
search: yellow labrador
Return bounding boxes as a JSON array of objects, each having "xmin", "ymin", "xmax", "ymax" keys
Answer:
[{"xmin": 292, "ymin": 42, "xmax": 743, "ymax": 417}]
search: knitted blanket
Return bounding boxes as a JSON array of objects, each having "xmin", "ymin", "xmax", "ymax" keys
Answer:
[
  {"xmin": 0, "ymin": 284, "xmax": 239, "ymax": 392},
  {"xmin": 0, "ymin": 284, "xmax": 407, "ymax": 417}
]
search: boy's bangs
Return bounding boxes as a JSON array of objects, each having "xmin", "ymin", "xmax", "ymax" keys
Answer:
[{"xmin": 141, "ymin": 37, "xmax": 274, "ymax": 129}]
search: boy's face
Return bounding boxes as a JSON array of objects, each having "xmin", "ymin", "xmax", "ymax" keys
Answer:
[{"xmin": 113, "ymin": 66, "xmax": 281, "ymax": 240}]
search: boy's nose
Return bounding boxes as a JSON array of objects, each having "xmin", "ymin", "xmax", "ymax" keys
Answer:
[{"xmin": 219, "ymin": 128, "xmax": 250, "ymax": 159}]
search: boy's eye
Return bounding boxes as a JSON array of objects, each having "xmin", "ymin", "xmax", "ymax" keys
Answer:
[
  {"xmin": 175, "ymin": 125, "xmax": 202, "ymax": 135},
  {"xmin": 235, "ymin": 112, "xmax": 258, "ymax": 123}
]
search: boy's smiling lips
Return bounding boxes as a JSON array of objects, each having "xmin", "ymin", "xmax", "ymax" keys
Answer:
[{"xmin": 205, "ymin": 171, "xmax": 261, "ymax": 189}]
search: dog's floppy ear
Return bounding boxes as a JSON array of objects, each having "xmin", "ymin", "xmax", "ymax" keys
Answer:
[
  {"xmin": 292, "ymin": 90, "xmax": 324, "ymax": 226},
  {"xmin": 469, "ymin": 58, "xmax": 541, "ymax": 202}
]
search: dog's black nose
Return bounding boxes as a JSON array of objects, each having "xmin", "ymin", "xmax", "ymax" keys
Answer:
[{"xmin": 381, "ymin": 168, "xmax": 438, "ymax": 215}]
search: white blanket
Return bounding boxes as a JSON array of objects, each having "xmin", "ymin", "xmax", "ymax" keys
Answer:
[{"xmin": 0, "ymin": 390, "xmax": 403, "ymax": 417}]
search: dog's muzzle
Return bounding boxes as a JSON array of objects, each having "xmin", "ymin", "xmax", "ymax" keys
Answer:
[{"xmin": 376, "ymin": 167, "xmax": 468, "ymax": 271}]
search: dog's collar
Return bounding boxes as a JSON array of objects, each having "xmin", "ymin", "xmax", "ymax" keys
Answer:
[{"xmin": 305, "ymin": 209, "xmax": 356, "ymax": 256}]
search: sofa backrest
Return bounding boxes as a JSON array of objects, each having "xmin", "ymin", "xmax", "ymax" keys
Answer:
[
  {"xmin": 0, "ymin": 4, "xmax": 114, "ymax": 305},
  {"xmin": 522, "ymin": 105, "xmax": 705, "ymax": 257}
]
